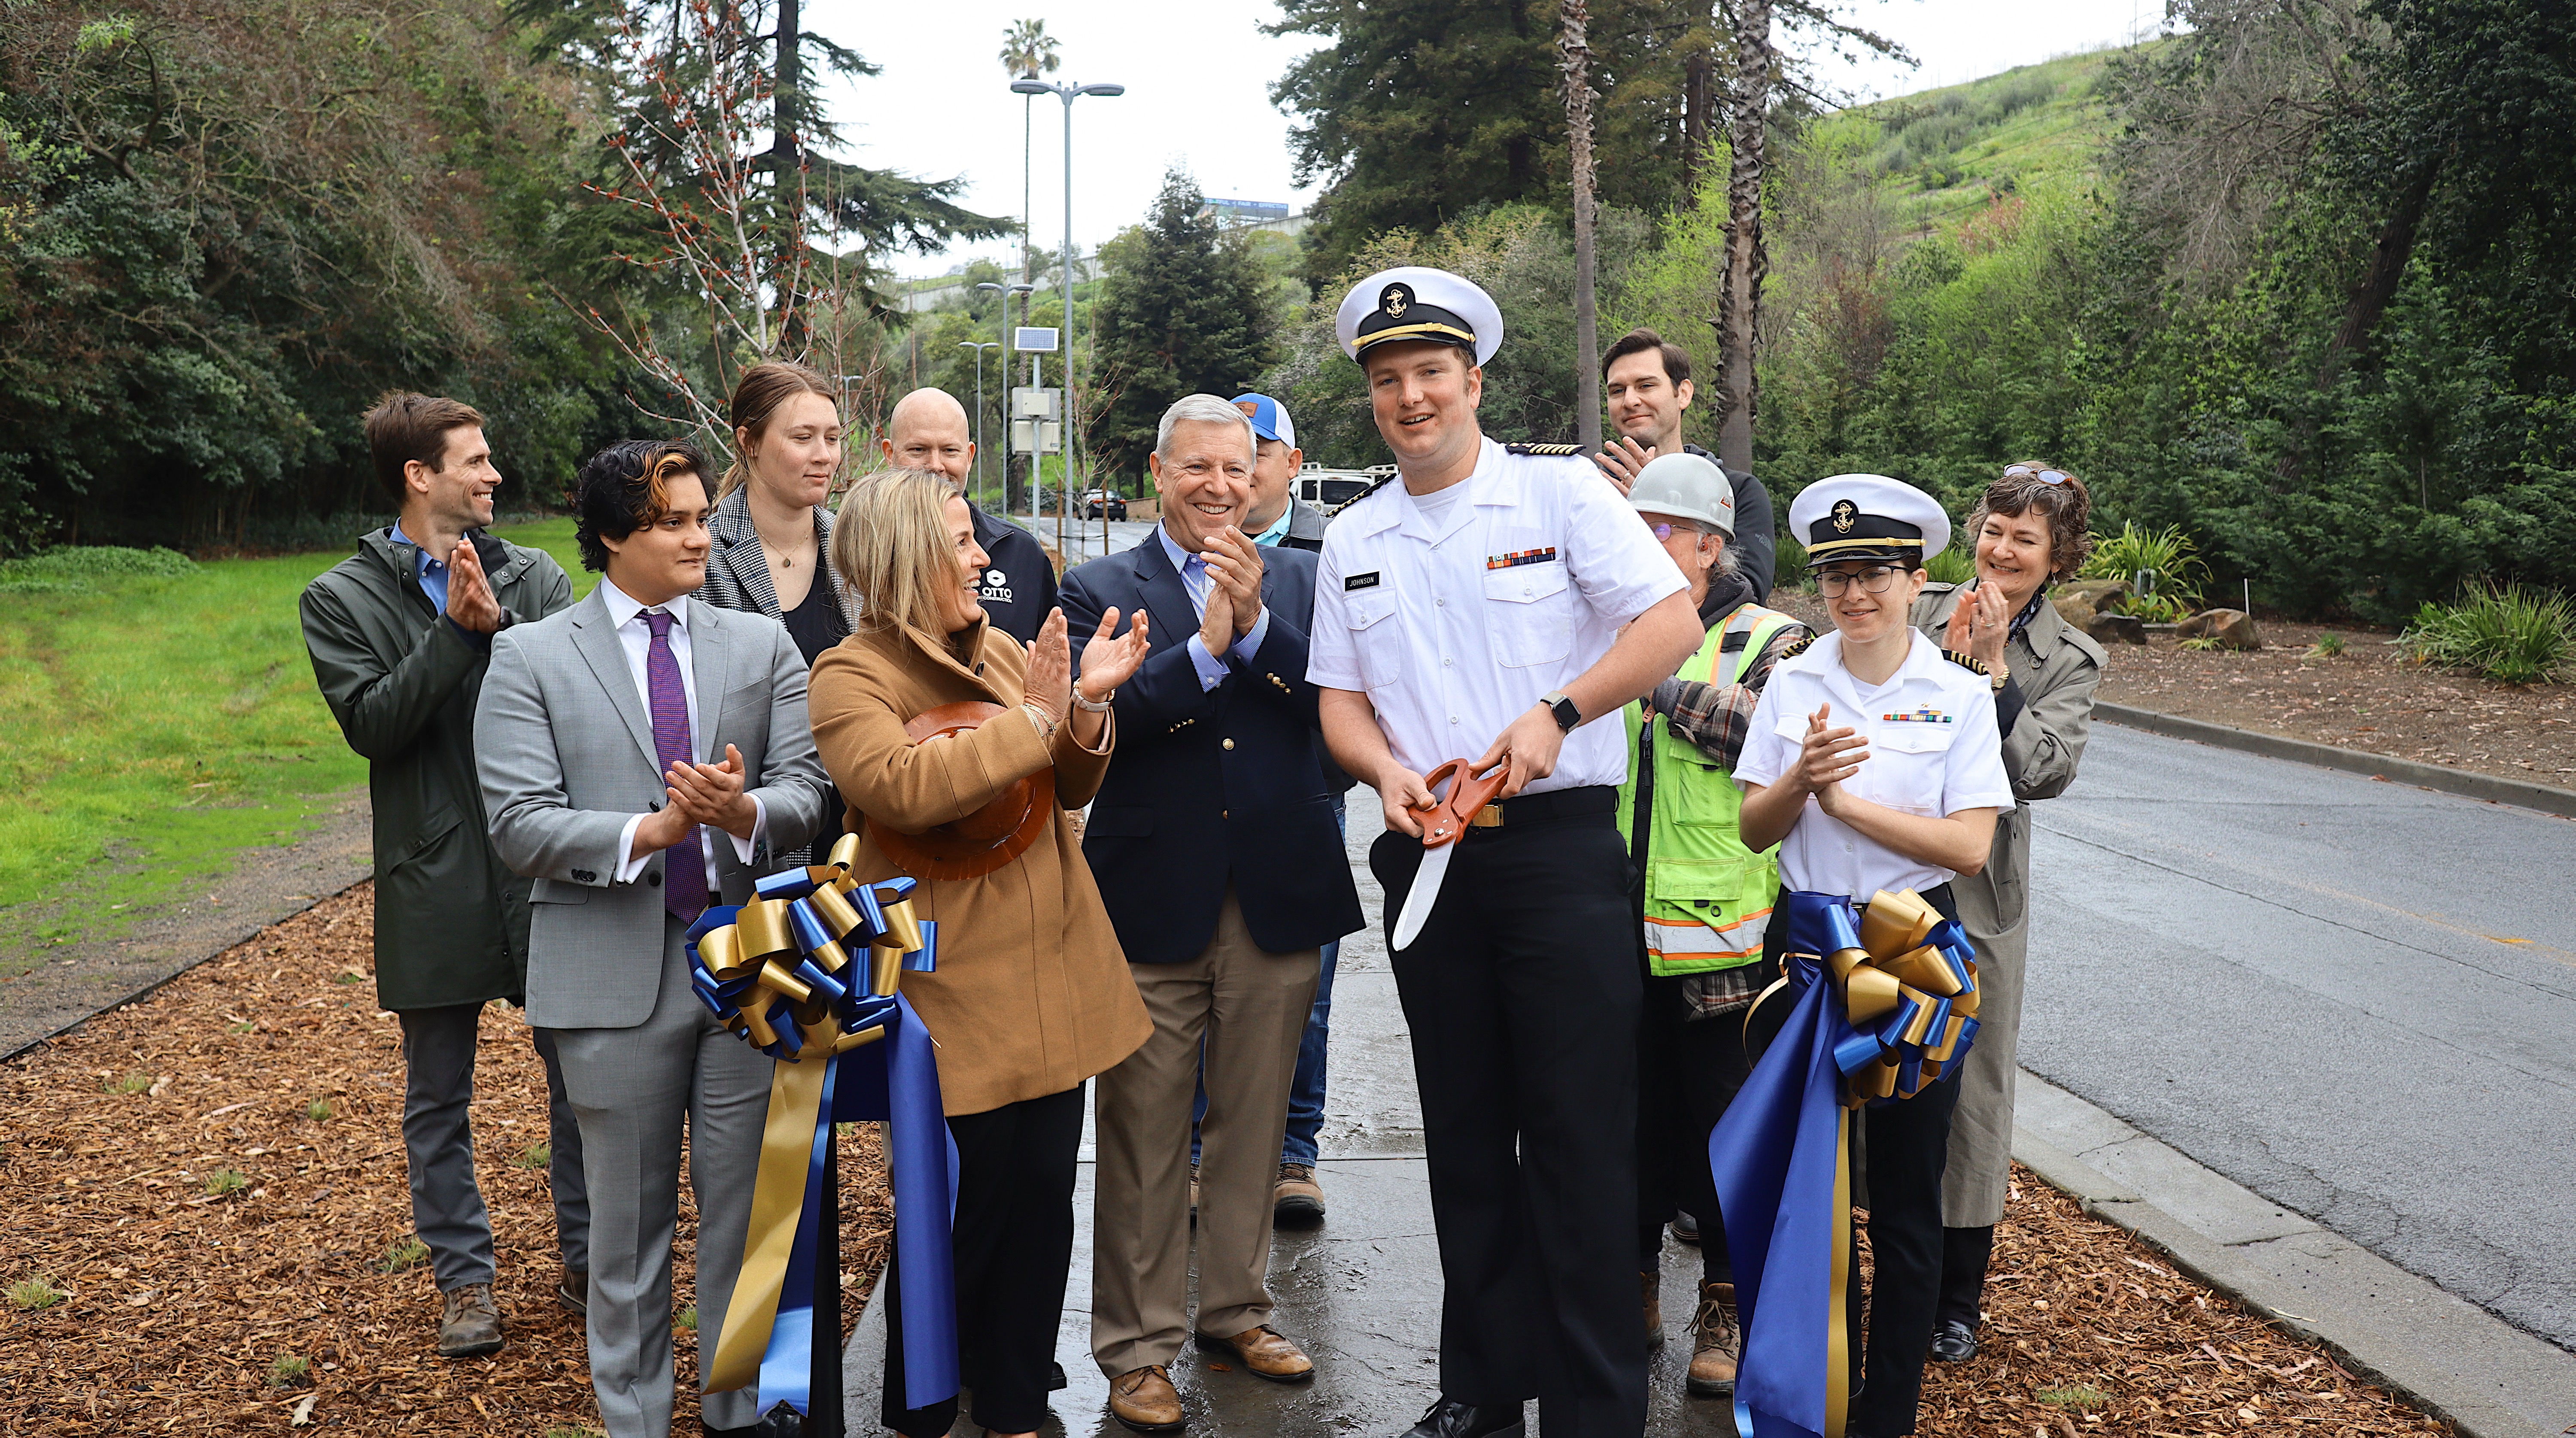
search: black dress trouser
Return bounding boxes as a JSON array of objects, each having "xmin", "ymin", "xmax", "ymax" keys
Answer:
[
  {"xmin": 1759, "ymin": 882, "xmax": 1963, "ymax": 1438},
  {"xmin": 1372, "ymin": 790, "xmax": 1646, "ymax": 1438},
  {"xmin": 1635, "ymin": 970, "xmax": 1753, "ymax": 1284},
  {"xmin": 880, "ymin": 1083, "xmax": 1086, "ymax": 1438}
]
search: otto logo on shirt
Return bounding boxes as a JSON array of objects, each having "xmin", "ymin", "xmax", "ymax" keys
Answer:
[
  {"xmin": 979, "ymin": 568, "xmax": 1012, "ymax": 604},
  {"xmin": 1881, "ymin": 708, "xmax": 1954, "ymax": 725}
]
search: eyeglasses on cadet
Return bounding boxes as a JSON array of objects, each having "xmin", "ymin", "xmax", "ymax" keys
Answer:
[{"xmin": 1816, "ymin": 564, "xmax": 1907, "ymax": 596}]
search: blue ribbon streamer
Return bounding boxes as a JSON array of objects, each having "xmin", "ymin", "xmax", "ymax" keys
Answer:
[
  {"xmin": 1707, "ymin": 890, "xmax": 1984, "ymax": 1438},
  {"xmin": 686, "ymin": 868, "xmax": 961, "ymax": 1420}
]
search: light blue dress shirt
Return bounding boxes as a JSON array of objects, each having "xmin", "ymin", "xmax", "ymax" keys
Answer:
[
  {"xmin": 389, "ymin": 521, "xmax": 486, "ymax": 648},
  {"xmin": 1157, "ymin": 525, "xmax": 1271, "ymax": 692}
]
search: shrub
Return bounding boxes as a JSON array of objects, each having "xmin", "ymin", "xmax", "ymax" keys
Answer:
[
  {"xmin": 0, "ymin": 546, "xmax": 195, "ymax": 595},
  {"xmin": 2405, "ymin": 583, "xmax": 2573, "ymax": 685},
  {"xmin": 269, "ymin": 1353, "xmax": 310, "ymax": 1387},
  {"xmin": 1926, "ymin": 547, "xmax": 1975, "ymax": 586},
  {"xmin": 2084, "ymin": 522, "xmax": 2209, "ymax": 610},
  {"xmin": 204, "ymin": 1168, "xmax": 249, "ymax": 1196},
  {"xmin": 378, "ymin": 1238, "xmax": 430, "ymax": 1273},
  {"xmin": 2305, "ymin": 633, "xmax": 2347, "ymax": 658}
]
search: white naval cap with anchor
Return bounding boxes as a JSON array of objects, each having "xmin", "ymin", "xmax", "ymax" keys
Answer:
[
  {"xmin": 1788, "ymin": 473, "xmax": 1951, "ymax": 566},
  {"xmin": 1626, "ymin": 452, "xmax": 1736, "ymax": 537},
  {"xmin": 1335, "ymin": 266, "xmax": 1505, "ymax": 367}
]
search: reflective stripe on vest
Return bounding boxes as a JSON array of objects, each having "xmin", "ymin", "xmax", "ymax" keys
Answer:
[{"xmin": 1616, "ymin": 602, "xmax": 1798, "ymax": 976}]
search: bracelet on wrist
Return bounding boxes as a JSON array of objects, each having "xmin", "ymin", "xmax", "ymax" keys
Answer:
[
  {"xmin": 1021, "ymin": 702, "xmax": 1059, "ymax": 740},
  {"xmin": 1072, "ymin": 684, "xmax": 1113, "ymax": 713}
]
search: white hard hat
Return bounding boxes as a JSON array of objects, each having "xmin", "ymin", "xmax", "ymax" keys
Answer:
[{"xmin": 1627, "ymin": 452, "xmax": 1735, "ymax": 537}]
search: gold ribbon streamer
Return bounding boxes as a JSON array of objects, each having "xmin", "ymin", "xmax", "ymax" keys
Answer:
[{"xmin": 699, "ymin": 832, "xmax": 930, "ymax": 1396}]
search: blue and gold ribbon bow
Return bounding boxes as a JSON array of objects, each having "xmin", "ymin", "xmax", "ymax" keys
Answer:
[
  {"xmin": 685, "ymin": 833, "xmax": 959, "ymax": 1421},
  {"xmin": 1707, "ymin": 889, "xmax": 1980, "ymax": 1438}
]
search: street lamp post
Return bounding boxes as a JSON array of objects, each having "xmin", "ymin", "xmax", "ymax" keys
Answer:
[
  {"xmin": 1011, "ymin": 75, "xmax": 1123, "ymax": 560},
  {"xmin": 976, "ymin": 279, "xmax": 1036, "ymax": 518},
  {"xmin": 957, "ymin": 342, "xmax": 999, "ymax": 508}
]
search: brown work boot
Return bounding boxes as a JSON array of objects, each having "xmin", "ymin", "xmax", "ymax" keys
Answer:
[
  {"xmin": 1107, "ymin": 1363, "xmax": 1185, "ymax": 1432},
  {"xmin": 1686, "ymin": 1281, "xmax": 1739, "ymax": 1398},
  {"xmin": 1274, "ymin": 1163, "xmax": 1326, "ymax": 1226},
  {"xmin": 436, "ymin": 1282, "xmax": 503, "ymax": 1358},
  {"xmin": 1643, "ymin": 1271, "xmax": 1664, "ymax": 1346},
  {"xmin": 1197, "ymin": 1323, "xmax": 1316, "ymax": 1383}
]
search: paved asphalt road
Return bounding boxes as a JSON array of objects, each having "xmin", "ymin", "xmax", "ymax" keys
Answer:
[
  {"xmin": 2020, "ymin": 723, "xmax": 2576, "ymax": 1351},
  {"xmin": 1001, "ymin": 513, "xmax": 1155, "ymax": 568}
]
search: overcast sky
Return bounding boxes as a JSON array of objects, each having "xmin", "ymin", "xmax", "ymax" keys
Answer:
[{"xmin": 812, "ymin": 0, "xmax": 2167, "ymax": 278}]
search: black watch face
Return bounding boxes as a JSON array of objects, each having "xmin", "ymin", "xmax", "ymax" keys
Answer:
[{"xmin": 1552, "ymin": 697, "xmax": 1579, "ymax": 729}]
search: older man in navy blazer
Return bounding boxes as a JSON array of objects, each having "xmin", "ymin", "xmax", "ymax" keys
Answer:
[{"xmin": 1063, "ymin": 393, "xmax": 1364, "ymax": 1432}]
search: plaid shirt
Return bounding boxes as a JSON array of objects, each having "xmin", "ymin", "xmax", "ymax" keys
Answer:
[{"xmin": 1646, "ymin": 612, "xmax": 1812, "ymax": 1017}]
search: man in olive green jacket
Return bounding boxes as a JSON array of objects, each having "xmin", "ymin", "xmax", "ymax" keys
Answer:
[{"xmin": 299, "ymin": 393, "xmax": 586, "ymax": 1361}]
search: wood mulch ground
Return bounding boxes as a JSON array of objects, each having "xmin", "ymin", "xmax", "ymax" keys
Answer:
[
  {"xmin": 3, "ymin": 885, "xmax": 2445, "ymax": 1435},
  {"xmin": 0, "ymin": 885, "xmax": 890, "ymax": 1436},
  {"xmin": 1910, "ymin": 1179, "xmax": 2444, "ymax": 1435},
  {"xmin": 1767, "ymin": 591, "xmax": 2574, "ymax": 790},
  {"xmin": 2089, "ymin": 617, "xmax": 2574, "ymax": 788}
]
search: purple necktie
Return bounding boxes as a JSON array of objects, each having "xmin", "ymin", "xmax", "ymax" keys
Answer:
[{"xmin": 644, "ymin": 609, "xmax": 708, "ymax": 924}]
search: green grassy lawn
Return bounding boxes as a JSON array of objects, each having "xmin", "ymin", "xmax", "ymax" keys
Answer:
[{"xmin": 0, "ymin": 519, "xmax": 591, "ymax": 972}]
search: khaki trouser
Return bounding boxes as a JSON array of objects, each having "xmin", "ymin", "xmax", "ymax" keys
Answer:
[{"xmin": 1091, "ymin": 893, "xmax": 1320, "ymax": 1376}]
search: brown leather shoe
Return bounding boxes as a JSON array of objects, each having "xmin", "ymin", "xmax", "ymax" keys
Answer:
[
  {"xmin": 1196, "ymin": 1323, "xmax": 1315, "ymax": 1383},
  {"xmin": 436, "ymin": 1282, "xmax": 503, "ymax": 1358},
  {"xmin": 1642, "ymin": 1271, "xmax": 1664, "ymax": 1346},
  {"xmin": 558, "ymin": 1266, "xmax": 588, "ymax": 1318},
  {"xmin": 1686, "ymin": 1281, "xmax": 1739, "ymax": 1397},
  {"xmin": 1108, "ymin": 1363, "xmax": 1185, "ymax": 1432},
  {"xmin": 1273, "ymin": 1163, "xmax": 1325, "ymax": 1226}
]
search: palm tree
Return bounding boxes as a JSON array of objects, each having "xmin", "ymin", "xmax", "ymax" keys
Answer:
[
  {"xmin": 998, "ymin": 18, "xmax": 1060, "ymax": 284},
  {"xmin": 1713, "ymin": 0, "xmax": 1774, "ymax": 473},
  {"xmin": 1560, "ymin": 0, "xmax": 1601, "ymax": 451}
]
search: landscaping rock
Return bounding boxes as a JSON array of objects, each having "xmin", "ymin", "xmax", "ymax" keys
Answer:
[
  {"xmin": 2177, "ymin": 607, "xmax": 2262, "ymax": 650},
  {"xmin": 2058, "ymin": 576, "xmax": 2131, "ymax": 610},
  {"xmin": 2051, "ymin": 595, "xmax": 2097, "ymax": 631},
  {"xmin": 2088, "ymin": 612, "xmax": 2149, "ymax": 646}
]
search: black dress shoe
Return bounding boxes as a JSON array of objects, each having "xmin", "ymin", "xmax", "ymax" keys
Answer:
[
  {"xmin": 1401, "ymin": 1396, "xmax": 1526, "ymax": 1438},
  {"xmin": 703, "ymin": 1405, "xmax": 805, "ymax": 1437},
  {"xmin": 1929, "ymin": 1317, "xmax": 1979, "ymax": 1363}
]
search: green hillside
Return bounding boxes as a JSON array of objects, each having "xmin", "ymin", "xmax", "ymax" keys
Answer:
[{"xmin": 1820, "ymin": 49, "xmax": 2130, "ymax": 232}]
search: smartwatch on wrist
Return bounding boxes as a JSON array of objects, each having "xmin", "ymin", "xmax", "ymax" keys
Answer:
[{"xmin": 1540, "ymin": 690, "xmax": 1580, "ymax": 731}]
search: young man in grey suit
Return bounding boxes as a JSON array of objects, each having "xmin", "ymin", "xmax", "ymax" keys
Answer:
[{"xmin": 476, "ymin": 438, "xmax": 832, "ymax": 1438}]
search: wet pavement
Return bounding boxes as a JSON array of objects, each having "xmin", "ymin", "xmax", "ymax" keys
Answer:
[{"xmin": 841, "ymin": 797, "xmax": 1748, "ymax": 1436}]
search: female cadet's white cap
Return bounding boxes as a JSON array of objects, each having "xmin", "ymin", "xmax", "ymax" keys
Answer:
[{"xmin": 1787, "ymin": 473, "xmax": 1952, "ymax": 565}]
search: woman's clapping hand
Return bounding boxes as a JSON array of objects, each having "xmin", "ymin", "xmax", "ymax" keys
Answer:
[{"xmin": 1077, "ymin": 606, "xmax": 1150, "ymax": 698}]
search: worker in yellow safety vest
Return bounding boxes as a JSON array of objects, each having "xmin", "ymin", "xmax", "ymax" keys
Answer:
[{"xmin": 1612, "ymin": 451, "xmax": 1810, "ymax": 1405}]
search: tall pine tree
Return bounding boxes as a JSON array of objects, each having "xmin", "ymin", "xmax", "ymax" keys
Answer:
[{"xmin": 1090, "ymin": 171, "xmax": 1282, "ymax": 481}]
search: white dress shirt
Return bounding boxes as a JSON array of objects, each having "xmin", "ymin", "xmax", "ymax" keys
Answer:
[
  {"xmin": 1157, "ymin": 525, "xmax": 1272, "ymax": 691},
  {"xmin": 1734, "ymin": 629, "xmax": 2015, "ymax": 898},
  {"xmin": 595, "ymin": 577, "xmax": 766, "ymax": 887},
  {"xmin": 1307, "ymin": 437, "xmax": 1685, "ymax": 794}
]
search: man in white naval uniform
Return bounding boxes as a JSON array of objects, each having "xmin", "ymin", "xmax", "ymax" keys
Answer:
[{"xmin": 1306, "ymin": 266, "xmax": 1702, "ymax": 1438}]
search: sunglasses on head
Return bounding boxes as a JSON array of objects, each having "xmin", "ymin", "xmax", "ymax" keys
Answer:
[{"xmin": 2004, "ymin": 465, "xmax": 2069, "ymax": 485}]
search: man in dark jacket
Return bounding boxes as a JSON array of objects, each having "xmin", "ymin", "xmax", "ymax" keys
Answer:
[
  {"xmin": 1590, "ymin": 328, "xmax": 1777, "ymax": 603},
  {"xmin": 1235, "ymin": 391, "xmax": 1328, "ymax": 553},
  {"xmin": 881, "ymin": 385, "xmax": 1060, "ymax": 642},
  {"xmin": 299, "ymin": 393, "xmax": 586, "ymax": 1360},
  {"xmin": 1063, "ymin": 395, "xmax": 1364, "ymax": 1433}
]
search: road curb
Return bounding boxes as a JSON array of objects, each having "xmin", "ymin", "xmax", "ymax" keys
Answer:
[
  {"xmin": 2014, "ymin": 1083, "xmax": 2575, "ymax": 1438},
  {"xmin": 0, "ymin": 874, "xmax": 370, "ymax": 1067},
  {"xmin": 2094, "ymin": 702, "xmax": 2576, "ymax": 819}
]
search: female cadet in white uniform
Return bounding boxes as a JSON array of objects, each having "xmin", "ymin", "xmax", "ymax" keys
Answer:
[{"xmin": 1732, "ymin": 473, "xmax": 2015, "ymax": 1438}]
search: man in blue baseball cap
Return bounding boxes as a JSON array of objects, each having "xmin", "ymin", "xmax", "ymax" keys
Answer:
[{"xmin": 1233, "ymin": 393, "xmax": 1327, "ymax": 554}]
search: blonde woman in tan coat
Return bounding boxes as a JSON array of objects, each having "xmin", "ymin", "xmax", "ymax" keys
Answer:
[{"xmin": 808, "ymin": 466, "xmax": 1153, "ymax": 1438}]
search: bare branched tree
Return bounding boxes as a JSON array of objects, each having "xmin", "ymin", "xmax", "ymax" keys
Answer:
[
  {"xmin": 2109, "ymin": 0, "xmax": 2381, "ymax": 294},
  {"xmin": 568, "ymin": 0, "xmax": 873, "ymax": 453}
]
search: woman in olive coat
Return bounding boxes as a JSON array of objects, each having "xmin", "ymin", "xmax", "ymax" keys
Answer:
[{"xmin": 1909, "ymin": 461, "xmax": 2107, "ymax": 1363}]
